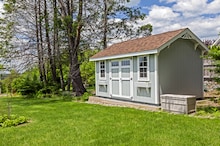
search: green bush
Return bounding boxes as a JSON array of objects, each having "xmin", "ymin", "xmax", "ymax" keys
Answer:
[
  {"xmin": 0, "ymin": 115, "xmax": 8, "ymax": 123},
  {"xmin": 36, "ymin": 85, "xmax": 60, "ymax": 98},
  {"xmin": 196, "ymin": 106, "xmax": 220, "ymax": 118},
  {"xmin": 12, "ymin": 72, "xmax": 43, "ymax": 97},
  {"xmin": 12, "ymin": 69, "xmax": 60, "ymax": 98},
  {"xmin": 61, "ymin": 91, "xmax": 73, "ymax": 101},
  {"xmin": 0, "ymin": 114, "xmax": 28, "ymax": 128},
  {"xmin": 74, "ymin": 92, "xmax": 91, "ymax": 102},
  {"xmin": 80, "ymin": 61, "xmax": 95, "ymax": 86}
]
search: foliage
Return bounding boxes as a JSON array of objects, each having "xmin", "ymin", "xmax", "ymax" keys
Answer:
[
  {"xmin": 0, "ymin": 114, "xmax": 28, "ymax": 128},
  {"xmin": 0, "ymin": 64, "xmax": 4, "ymax": 69},
  {"xmin": 61, "ymin": 91, "xmax": 74, "ymax": 101},
  {"xmin": 61, "ymin": 90, "xmax": 92, "ymax": 102},
  {"xmin": 85, "ymin": 0, "xmax": 152, "ymax": 49},
  {"xmin": 79, "ymin": 49, "xmax": 98, "ymax": 87},
  {"xmin": 1, "ymin": 70, "xmax": 19, "ymax": 93},
  {"xmin": 0, "ymin": 0, "xmax": 153, "ymax": 96},
  {"xmin": 196, "ymin": 106, "xmax": 220, "ymax": 118},
  {"xmin": 11, "ymin": 69, "xmax": 42, "ymax": 97},
  {"xmin": 36, "ymin": 85, "xmax": 60, "ymax": 98},
  {"xmin": 0, "ymin": 97, "xmax": 220, "ymax": 145},
  {"xmin": 74, "ymin": 92, "xmax": 91, "ymax": 102},
  {"xmin": 80, "ymin": 61, "xmax": 95, "ymax": 86},
  {"xmin": 10, "ymin": 68, "xmax": 60, "ymax": 98},
  {"xmin": 137, "ymin": 24, "xmax": 153, "ymax": 37}
]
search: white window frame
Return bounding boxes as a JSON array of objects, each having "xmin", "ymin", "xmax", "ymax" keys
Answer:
[
  {"xmin": 109, "ymin": 58, "xmax": 133, "ymax": 98},
  {"xmin": 111, "ymin": 60, "xmax": 119, "ymax": 67},
  {"xmin": 99, "ymin": 61, "xmax": 106, "ymax": 80},
  {"xmin": 138, "ymin": 55, "xmax": 149, "ymax": 81}
]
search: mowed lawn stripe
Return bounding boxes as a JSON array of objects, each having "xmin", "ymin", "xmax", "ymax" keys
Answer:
[{"xmin": 0, "ymin": 97, "xmax": 220, "ymax": 146}]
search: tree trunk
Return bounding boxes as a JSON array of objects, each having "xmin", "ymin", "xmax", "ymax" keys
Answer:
[
  {"xmin": 58, "ymin": 0, "xmax": 86, "ymax": 95},
  {"xmin": 44, "ymin": 0, "xmax": 57, "ymax": 82},
  {"xmin": 103, "ymin": 0, "xmax": 108, "ymax": 49},
  {"xmin": 67, "ymin": 74, "xmax": 71, "ymax": 91},
  {"xmin": 38, "ymin": 0, "xmax": 47, "ymax": 85},
  {"xmin": 35, "ymin": 0, "xmax": 43, "ymax": 82},
  {"xmin": 53, "ymin": 0, "xmax": 65, "ymax": 90},
  {"xmin": 71, "ymin": 0, "xmax": 86, "ymax": 95}
]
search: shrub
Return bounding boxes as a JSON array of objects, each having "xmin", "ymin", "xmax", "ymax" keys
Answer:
[
  {"xmin": 196, "ymin": 106, "xmax": 220, "ymax": 118},
  {"xmin": 74, "ymin": 92, "xmax": 91, "ymax": 102},
  {"xmin": 0, "ymin": 114, "xmax": 28, "ymax": 128},
  {"xmin": 62, "ymin": 91, "xmax": 73, "ymax": 101}
]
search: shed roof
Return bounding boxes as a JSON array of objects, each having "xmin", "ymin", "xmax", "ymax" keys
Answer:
[{"xmin": 90, "ymin": 28, "xmax": 208, "ymax": 61}]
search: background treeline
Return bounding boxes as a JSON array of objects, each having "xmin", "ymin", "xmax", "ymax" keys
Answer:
[{"xmin": 0, "ymin": 0, "xmax": 152, "ymax": 97}]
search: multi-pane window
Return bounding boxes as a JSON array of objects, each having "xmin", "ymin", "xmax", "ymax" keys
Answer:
[
  {"xmin": 139, "ymin": 56, "xmax": 148, "ymax": 79},
  {"xmin": 100, "ymin": 61, "xmax": 105, "ymax": 78},
  {"xmin": 121, "ymin": 60, "xmax": 130, "ymax": 66},
  {"xmin": 111, "ymin": 61, "xmax": 119, "ymax": 67}
]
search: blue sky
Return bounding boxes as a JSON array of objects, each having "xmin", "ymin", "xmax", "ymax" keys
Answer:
[{"xmin": 126, "ymin": 0, "xmax": 220, "ymax": 40}]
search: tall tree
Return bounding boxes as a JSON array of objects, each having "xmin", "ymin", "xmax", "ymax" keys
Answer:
[
  {"xmin": 37, "ymin": 0, "xmax": 47, "ymax": 84},
  {"xmin": 34, "ymin": 0, "xmax": 44, "ymax": 83},
  {"xmin": 58, "ymin": 0, "xmax": 86, "ymax": 95},
  {"xmin": 0, "ymin": 0, "xmax": 152, "ymax": 95},
  {"xmin": 43, "ymin": 0, "xmax": 57, "ymax": 82},
  {"xmin": 53, "ymin": 0, "xmax": 65, "ymax": 91},
  {"xmin": 82, "ymin": 0, "xmax": 151, "ymax": 49}
]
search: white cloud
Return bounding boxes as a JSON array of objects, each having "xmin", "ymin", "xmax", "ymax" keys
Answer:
[
  {"xmin": 172, "ymin": 0, "xmax": 207, "ymax": 17},
  {"xmin": 185, "ymin": 16, "xmax": 220, "ymax": 39},
  {"xmin": 172, "ymin": 0, "xmax": 220, "ymax": 17},
  {"xmin": 206, "ymin": 0, "xmax": 220, "ymax": 14},
  {"xmin": 149, "ymin": 5, "xmax": 180, "ymax": 20},
  {"xmin": 158, "ymin": 0, "xmax": 220, "ymax": 17},
  {"xmin": 137, "ymin": 0, "xmax": 220, "ymax": 40},
  {"xmin": 125, "ymin": 0, "xmax": 141, "ymax": 7}
]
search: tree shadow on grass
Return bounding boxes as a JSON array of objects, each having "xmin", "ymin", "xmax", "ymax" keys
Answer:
[{"xmin": 0, "ymin": 96, "xmax": 66, "ymax": 107}]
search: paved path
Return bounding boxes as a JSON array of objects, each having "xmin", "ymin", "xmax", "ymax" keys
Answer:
[{"xmin": 88, "ymin": 96, "xmax": 160, "ymax": 112}]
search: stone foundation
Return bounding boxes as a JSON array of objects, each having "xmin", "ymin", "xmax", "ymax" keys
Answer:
[
  {"xmin": 204, "ymin": 79, "xmax": 220, "ymax": 92},
  {"xmin": 88, "ymin": 96, "xmax": 160, "ymax": 111}
]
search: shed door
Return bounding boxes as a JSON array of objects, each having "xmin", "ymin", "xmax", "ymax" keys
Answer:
[{"xmin": 110, "ymin": 59, "xmax": 133, "ymax": 98}]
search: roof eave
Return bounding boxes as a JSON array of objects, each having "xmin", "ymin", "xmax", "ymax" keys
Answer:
[
  {"xmin": 158, "ymin": 28, "xmax": 209, "ymax": 53},
  {"xmin": 90, "ymin": 49, "xmax": 159, "ymax": 61}
]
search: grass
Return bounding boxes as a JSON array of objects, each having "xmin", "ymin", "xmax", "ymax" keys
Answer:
[{"xmin": 0, "ymin": 97, "xmax": 220, "ymax": 146}]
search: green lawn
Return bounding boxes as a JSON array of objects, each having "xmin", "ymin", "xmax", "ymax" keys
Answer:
[{"xmin": 0, "ymin": 97, "xmax": 220, "ymax": 146}]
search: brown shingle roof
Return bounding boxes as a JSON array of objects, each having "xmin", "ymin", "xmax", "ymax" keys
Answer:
[{"xmin": 91, "ymin": 28, "xmax": 187, "ymax": 59}]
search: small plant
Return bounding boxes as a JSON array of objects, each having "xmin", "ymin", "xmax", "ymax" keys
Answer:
[
  {"xmin": 0, "ymin": 114, "xmax": 28, "ymax": 128},
  {"xmin": 81, "ymin": 92, "xmax": 90, "ymax": 101},
  {"xmin": 209, "ymin": 97, "xmax": 215, "ymax": 102},
  {"xmin": 196, "ymin": 106, "xmax": 220, "ymax": 118},
  {"xmin": 62, "ymin": 91, "xmax": 73, "ymax": 101},
  {"xmin": 218, "ymin": 98, "xmax": 220, "ymax": 104}
]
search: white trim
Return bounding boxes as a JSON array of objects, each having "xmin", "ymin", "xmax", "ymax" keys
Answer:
[
  {"xmin": 95, "ymin": 62, "xmax": 98, "ymax": 96},
  {"xmin": 137, "ymin": 55, "xmax": 150, "ymax": 82},
  {"xmin": 158, "ymin": 28, "xmax": 209, "ymax": 53},
  {"xmin": 90, "ymin": 49, "xmax": 158, "ymax": 61},
  {"xmin": 109, "ymin": 61, "xmax": 112, "ymax": 97},
  {"xmin": 109, "ymin": 58, "xmax": 133, "ymax": 99},
  {"xmin": 130, "ymin": 57, "xmax": 134, "ymax": 99},
  {"xmin": 99, "ymin": 60, "xmax": 106, "ymax": 80},
  {"xmin": 212, "ymin": 36, "xmax": 220, "ymax": 46},
  {"xmin": 154, "ymin": 54, "xmax": 159, "ymax": 105}
]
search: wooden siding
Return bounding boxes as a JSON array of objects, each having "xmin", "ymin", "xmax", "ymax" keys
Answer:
[{"xmin": 203, "ymin": 59, "xmax": 217, "ymax": 79}]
